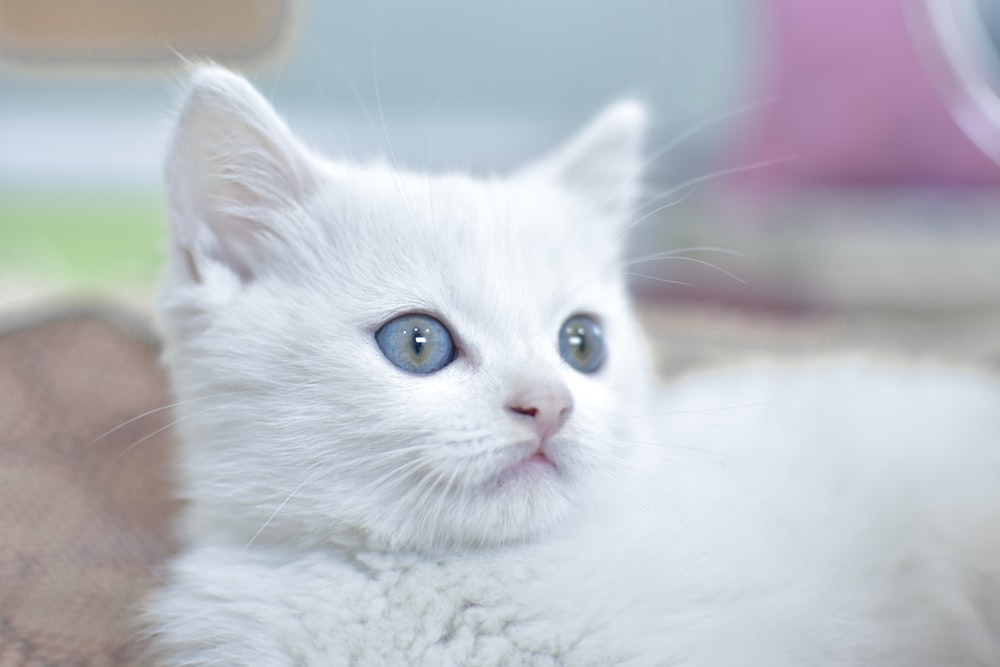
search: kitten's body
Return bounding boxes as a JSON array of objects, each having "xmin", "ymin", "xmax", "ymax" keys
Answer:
[{"xmin": 147, "ymin": 67, "xmax": 1000, "ymax": 665}]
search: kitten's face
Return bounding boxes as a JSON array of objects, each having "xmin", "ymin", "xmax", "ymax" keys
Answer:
[{"xmin": 160, "ymin": 66, "xmax": 651, "ymax": 552}]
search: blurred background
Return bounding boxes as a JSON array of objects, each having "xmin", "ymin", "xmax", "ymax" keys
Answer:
[
  {"xmin": 0, "ymin": 1, "xmax": 752, "ymax": 301},
  {"xmin": 1, "ymin": 0, "xmax": 1000, "ymax": 364},
  {"xmin": 2, "ymin": 4, "xmax": 1000, "ymax": 663}
]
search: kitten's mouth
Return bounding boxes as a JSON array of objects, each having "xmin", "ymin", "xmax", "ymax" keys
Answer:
[
  {"xmin": 494, "ymin": 447, "xmax": 557, "ymax": 487},
  {"xmin": 523, "ymin": 451, "xmax": 554, "ymax": 467}
]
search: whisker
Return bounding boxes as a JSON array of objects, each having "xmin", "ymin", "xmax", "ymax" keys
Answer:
[
  {"xmin": 241, "ymin": 472, "xmax": 322, "ymax": 553},
  {"xmin": 607, "ymin": 440, "xmax": 737, "ymax": 468},
  {"xmin": 367, "ymin": 455, "xmax": 432, "ymax": 490},
  {"xmin": 617, "ymin": 155, "xmax": 796, "ymax": 240},
  {"xmin": 426, "ymin": 69, "xmax": 455, "ymax": 172},
  {"xmin": 305, "ymin": 44, "xmax": 383, "ymax": 159},
  {"xmin": 636, "ymin": 8, "xmax": 670, "ymax": 133},
  {"xmin": 624, "ymin": 395, "xmax": 817, "ymax": 419},
  {"xmin": 113, "ymin": 405, "xmax": 216, "ymax": 461},
  {"xmin": 416, "ymin": 467, "xmax": 450, "ymax": 512},
  {"xmin": 369, "ymin": 9, "xmax": 418, "ymax": 225},
  {"xmin": 363, "ymin": 443, "xmax": 434, "ymax": 462},
  {"xmin": 372, "ymin": 30, "xmax": 398, "ymax": 172},
  {"xmin": 96, "ymin": 375, "xmax": 326, "ymax": 451},
  {"xmin": 643, "ymin": 155, "xmax": 798, "ymax": 207},
  {"xmin": 563, "ymin": 242, "xmax": 746, "ymax": 300},
  {"xmin": 623, "ymin": 254, "xmax": 746, "ymax": 286},
  {"xmin": 620, "ymin": 272, "xmax": 694, "ymax": 287},
  {"xmin": 640, "ymin": 98, "xmax": 779, "ymax": 172},
  {"xmin": 430, "ymin": 465, "xmax": 464, "ymax": 540},
  {"xmin": 629, "ymin": 246, "xmax": 752, "ymax": 261},
  {"xmin": 392, "ymin": 467, "xmax": 448, "ymax": 540},
  {"xmin": 618, "ymin": 185, "xmax": 699, "ymax": 238},
  {"xmin": 89, "ymin": 391, "xmax": 240, "ymax": 446}
]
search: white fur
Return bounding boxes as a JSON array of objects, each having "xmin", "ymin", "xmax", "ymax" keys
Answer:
[{"xmin": 147, "ymin": 66, "xmax": 1000, "ymax": 666}]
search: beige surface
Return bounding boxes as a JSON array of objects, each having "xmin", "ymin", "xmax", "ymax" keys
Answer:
[
  {"xmin": 0, "ymin": 0, "xmax": 292, "ymax": 65},
  {"xmin": 0, "ymin": 309, "xmax": 177, "ymax": 667},
  {"xmin": 640, "ymin": 300, "xmax": 1000, "ymax": 378}
]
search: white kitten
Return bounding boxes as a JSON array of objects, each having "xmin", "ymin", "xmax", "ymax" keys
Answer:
[{"xmin": 146, "ymin": 66, "xmax": 1000, "ymax": 666}]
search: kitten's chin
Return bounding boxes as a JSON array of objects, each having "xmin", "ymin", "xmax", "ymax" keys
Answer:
[{"xmin": 372, "ymin": 469, "xmax": 579, "ymax": 553}]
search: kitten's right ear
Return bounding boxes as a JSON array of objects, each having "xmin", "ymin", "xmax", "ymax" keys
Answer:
[
  {"xmin": 167, "ymin": 65, "xmax": 318, "ymax": 283},
  {"xmin": 521, "ymin": 100, "xmax": 647, "ymax": 217}
]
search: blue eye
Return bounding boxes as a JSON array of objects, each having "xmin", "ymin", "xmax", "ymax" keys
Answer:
[
  {"xmin": 375, "ymin": 314, "xmax": 456, "ymax": 375},
  {"xmin": 559, "ymin": 315, "xmax": 606, "ymax": 374}
]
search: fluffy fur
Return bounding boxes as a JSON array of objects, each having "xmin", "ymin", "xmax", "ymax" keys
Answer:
[{"xmin": 147, "ymin": 66, "xmax": 1000, "ymax": 666}]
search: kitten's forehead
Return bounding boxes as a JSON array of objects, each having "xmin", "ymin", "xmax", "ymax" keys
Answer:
[
  {"xmin": 330, "ymin": 167, "xmax": 620, "ymax": 272},
  {"xmin": 311, "ymin": 162, "xmax": 623, "ymax": 315}
]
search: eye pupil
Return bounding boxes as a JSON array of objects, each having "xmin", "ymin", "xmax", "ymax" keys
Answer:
[
  {"xmin": 559, "ymin": 316, "xmax": 605, "ymax": 374},
  {"xmin": 568, "ymin": 329, "xmax": 586, "ymax": 357}
]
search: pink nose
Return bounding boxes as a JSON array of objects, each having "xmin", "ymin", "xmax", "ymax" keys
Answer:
[{"xmin": 507, "ymin": 387, "xmax": 574, "ymax": 444}]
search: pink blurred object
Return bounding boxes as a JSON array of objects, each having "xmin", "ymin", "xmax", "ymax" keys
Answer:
[{"xmin": 729, "ymin": 0, "xmax": 1000, "ymax": 189}]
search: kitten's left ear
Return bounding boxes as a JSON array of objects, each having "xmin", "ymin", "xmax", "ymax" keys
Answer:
[
  {"xmin": 166, "ymin": 65, "xmax": 319, "ymax": 283},
  {"xmin": 523, "ymin": 100, "xmax": 647, "ymax": 215}
]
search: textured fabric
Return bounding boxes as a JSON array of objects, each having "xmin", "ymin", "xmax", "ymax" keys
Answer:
[{"xmin": 0, "ymin": 311, "xmax": 178, "ymax": 667}]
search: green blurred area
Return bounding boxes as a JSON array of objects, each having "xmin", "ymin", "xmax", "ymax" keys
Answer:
[{"xmin": 0, "ymin": 189, "xmax": 164, "ymax": 286}]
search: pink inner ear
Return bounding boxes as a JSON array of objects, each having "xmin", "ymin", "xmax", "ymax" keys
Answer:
[
  {"xmin": 725, "ymin": 0, "xmax": 1000, "ymax": 190},
  {"xmin": 181, "ymin": 247, "xmax": 203, "ymax": 283},
  {"xmin": 168, "ymin": 67, "xmax": 319, "ymax": 283},
  {"xmin": 525, "ymin": 100, "xmax": 646, "ymax": 215},
  {"xmin": 201, "ymin": 204, "xmax": 282, "ymax": 283}
]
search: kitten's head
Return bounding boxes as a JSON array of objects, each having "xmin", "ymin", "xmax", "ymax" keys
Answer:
[{"xmin": 160, "ymin": 65, "xmax": 652, "ymax": 552}]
